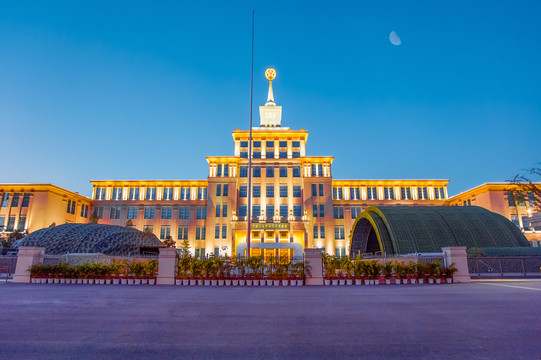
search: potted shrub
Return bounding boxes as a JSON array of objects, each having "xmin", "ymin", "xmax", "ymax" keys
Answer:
[
  {"xmin": 353, "ymin": 255, "xmax": 364, "ymax": 285},
  {"xmin": 145, "ymin": 260, "xmax": 158, "ymax": 285},
  {"xmin": 28, "ymin": 264, "xmax": 44, "ymax": 284},
  {"xmin": 393, "ymin": 262, "xmax": 406, "ymax": 284},
  {"xmin": 414, "ymin": 261, "xmax": 424, "ymax": 284},
  {"xmin": 443, "ymin": 263, "xmax": 457, "ymax": 283},
  {"xmin": 382, "ymin": 261, "xmax": 394, "ymax": 285},
  {"xmin": 372, "ymin": 261, "xmax": 382, "ymax": 285},
  {"xmin": 120, "ymin": 260, "xmax": 130, "ymax": 285}
]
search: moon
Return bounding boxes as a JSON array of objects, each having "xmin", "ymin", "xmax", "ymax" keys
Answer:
[{"xmin": 389, "ymin": 31, "xmax": 401, "ymax": 46}]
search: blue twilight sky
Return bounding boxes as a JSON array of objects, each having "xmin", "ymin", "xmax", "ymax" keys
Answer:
[{"xmin": 1, "ymin": 1, "xmax": 540, "ymax": 197}]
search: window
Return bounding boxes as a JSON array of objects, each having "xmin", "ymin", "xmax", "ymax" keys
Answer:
[
  {"xmin": 253, "ymin": 166, "xmax": 261, "ymax": 177},
  {"xmin": 6, "ymin": 216, "xmax": 15, "ymax": 231},
  {"xmin": 384, "ymin": 187, "xmax": 394, "ymax": 200},
  {"xmin": 319, "ymin": 184, "xmax": 324, "ymax": 196},
  {"xmin": 267, "ymin": 148, "xmax": 275, "ymax": 158},
  {"xmin": 196, "ymin": 206, "xmax": 207, "ymax": 219},
  {"xmin": 266, "ymin": 166, "xmax": 274, "ymax": 177},
  {"xmin": 253, "ymin": 141, "xmax": 261, "ymax": 148},
  {"xmin": 222, "ymin": 204, "xmax": 228, "ymax": 217},
  {"xmin": 146, "ymin": 187, "xmax": 156, "ymax": 200},
  {"xmin": 112, "ymin": 187, "xmax": 122, "ymax": 200},
  {"xmin": 334, "ymin": 226, "xmax": 345, "ymax": 240},
  {"xmin": 292, "ymin": 166, "xmax": 301, "ymax": 178},
  {"xmin": 240, "ymin": 166, "xmax": 248, "ymax": 177},
  {"xmin": 160, "ymin": 225, "xmax": 171, "ymax": 240},
  {"xmin": 313, "ymin": 225, "xmax": 318, "ymax": 239},
  {"xmin": 0, "ymin": 216, "xmax": 4, "ymax": 231},
  {"xmin": 180, "ymin": 187, "xmax": 190, "ymax": 200},
  {"xmin": 240, "ymin": 185, "xmax": 247, "ymax": 198},
  {"xmin": 266, "ymin": 185, "xmax": 274, "ymax": 198},
  {"xmin": 224, "ymin": 164, "xmax": 229, "ymax": 177},
  {"xmin": 279, "ymin": 151, "xmax": 287, "ymax": 159},
  {"xmin": 196, "ymin": 226, "xmax": 206, "ymax": 240},
  {"xmin": 351, "ymin": 206, "xmax": 361, "ymax": 219},
  {"xmin": 110, "ymin": 206, "xmax": 121, "ymax": 219},
  {"xmin": 216, "ymin": 184, "xmax": 222, "ymax": 197},
  {"xmin": 312, "ymin": 184, "xmax": 317, "ymax": 197},
  {"xmin": 280, "ymin": 205, "xmax": 288, "ymax": 217},
  {"xmin": 418, "ymin": 187, "xmax": 428, "ymax": 200},
  {"xmin": 312, "ymin": 164, "xmax": 323, "ymax": 176},
  {"xmin": 279, "ymin": 166, "xmax": 288, "ymax": 177},
  {"xmin": 143, "ymin": 225, "xmax": 153, "ymax": 233},
  {"xmin": 266, "ymin": 140, "xmax": 274, "ymax": 148},
  {"xmin": 215, "ymin": 225, "xmax": 220, "ymax": 239},
  {"xmin": 21, "ymin": 194, "xmax": 30, "ymax": 207},
  {"xmin": 253, "ymin": 151, "xmax": 261, "ymax": 159},
  {"xmin": 292, "ymin": 152, "xmax": 300, "ymax": 158},
  {"xmin": 334, "ymin": 206, "xmax": 344, "ymax": 219},
  {"xmin": 528, "ymin": 192, "xmax": 537, "ymax": 207},
  {"xmin": 522, "ymin": 216, "xmax": 532, "ymax": 231},
  {"xmin": 163, "ymin": 187, "xmax": 173, "ymax": 200},
  {"xmin": 179, "ymin": 207, "xmax": 190, "ymax": 219},
  {"xmin": 215, "ymin": 205, "xmax": 221, "ymax": 217},
  {"xmin": 292, "ymin": 141, "xmax": 300, "ymax": 148},
  {"xmin": 11, "ymin": 193, "xmax": 20, "ymax": 207},
  {"xmin": 253, "ymin": 185, "xmax": 261, "ymax": 198},
  {"xmin": 17, "ymin": 216, "xmax": 26, "ymax": 231},
  {"xmin": 367, "ymin": 187, "xmax": 377, "ymax": 200},
  {"xmin": 320, "ymin": 225, "xmax": 325, "ymax": 239},
  {"xmin": 506, "ymin": 192, "xmax": 515, "ymax": 207},
  {"xmin": 335, "ymin": 248, "xmax": 346, "ymax": 259},
  {"xmin": 435, "ymin": 187, "xmax": 446, "ymax": 200},
  {"xmin": 198, "ymin": 187, "xmax": 207, "ymax": 200},
  {"xmin": 240, "ymin": 141, "xmax": 248, "ymax": 148},
  {"xmin": 161, "ymin": 206, "xmax": 172, "ymax": 219},
  {"xmin": 222, "ymin": 225, "xmax": 227, "ymax": 239},
  {"xmin": 127, "ymin": 206, "xmax": 138, "ymax": 220},
  {"xmin": 280, "ymin": 185, "xmax": 288, "ymax": 197},
  {"xmin": 178, "ymin": 226, "xmax": 188, "ymax": 240},
  {"xmin": 67, "ymin": 200, "xmax": 72, "ymax": 214},
  {"xmin": 279, "ymin": 141, "xmax": 287, "ymax": 148},
  {"xmin": 217, "ymin": 164, "xmax": 222, "ymax": 176},
  {"xmin": 240, "ymin": 152, "xmax": 248, "ymax": 159},
  {"xmin": 144, "ymin": 206, "xmax": 155, "ymax": 219},
  {"xmin": 129, "ymin": 187, "xmax": 140, "ymax": 200},
  {"xmin": 253, "ymin": 205, "xmax": 260, "ymax": 217},
  {"xmin": 223, "ymin": 184, "xmax": 228, "ymax": 197},
  {"xmin": 293, "ymin": 185, "xmax": 301, "ymax": 198},
  {"xmin": 401, "ymin": 187, "xmax": 411, "ymax": 200},
  {"xmin": 81, "ymin": 204, "xmax": 88, "ymax": 218},
  {"xmin": 266, "ymin": 205, "xmax": 274, "ymax": 217},
  {"xmin": 333, "ymin": 187, "xmax": 343, "ymax": 200},
  {"xmin": 313, "ymin": 204, "xmax": 318, "ymax": 217},
  {"xmin": 293, "ymin": 205, "xmax": 301, "ymax": 217},
  {"xmin": 239, "ymin": 205, "xmax": 247, "ymax": 217},
  {"xmin": 319, "ymin": 204, "xmax": 325, "ymax": 217},
  {"xmin": 94, "ymin": 207, "xmax": 104, "ymax": 219},
  {"xmin": 350, "ymin": 187, "xmax": 360, "ymax": 200},
  {"xmin": 94, "ymin": 188, "xmax": 105, "ymax": 200}
]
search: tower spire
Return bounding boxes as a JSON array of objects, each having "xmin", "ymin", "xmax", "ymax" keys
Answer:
[
  {"xmin": 259, "ymin": 68, "xmax": 282, "ymax": 127},
  {"xmin": 265, "ymin": 68, "xmax": 276, "ymax": 105}
]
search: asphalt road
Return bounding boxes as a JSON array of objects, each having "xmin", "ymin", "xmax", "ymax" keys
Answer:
[{"xmin": 0, "ymin": 281, "xmax": 540, "ymax": 360}]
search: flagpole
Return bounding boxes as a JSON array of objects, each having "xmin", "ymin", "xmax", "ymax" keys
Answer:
[{"xmin": 246, "ymin": 10, "xmax": 254, "ymax": 258}]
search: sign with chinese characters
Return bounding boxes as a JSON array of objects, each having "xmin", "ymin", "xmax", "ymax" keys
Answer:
[{"xmin": 251, "ymin": 223, "xmax": 290, "ymax": 230}]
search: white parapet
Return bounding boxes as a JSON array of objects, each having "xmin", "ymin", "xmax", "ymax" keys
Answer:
[
  {"xmin": 13, "ymin": 247, "xmax": 45, "ymax": 283},
  {"xmin": 442, "ymin": 246, "xmax": 471, "ymax": 283}
]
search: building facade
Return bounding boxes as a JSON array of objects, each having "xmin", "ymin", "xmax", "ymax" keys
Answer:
[
  {"xmin": 89, "ymin": 70, "xmax": 449, "ymax": 258},
  {"xmin": 0, "ymin": 184, "xmax": 92, "ymax": 235}
]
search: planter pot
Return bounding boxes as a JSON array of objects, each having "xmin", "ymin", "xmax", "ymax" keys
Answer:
[
  {"xmin": 127, "ymin": 279, "xmax": 135, "ymax": 285},
  {"xmin": 346, "ymin": 279, "xmax": 353, "ymax": 286},
  {"xmin": 148, "ymin": 279, "xmax": 156, "ymax": 285},
  {"xmin": 297, "ymin": 279, "xmax": 304, "ymax": 286},
  {"xmin": 141, "ymin": 279, "xmax": 148, "ymax": 285},
  {"xmin": 232, "ymin": 280, "xmax": 239, "ymax": 286},
  {"xmin": 246, "ymin": 279, "xmax": 253, "ymax": 286},
  {"xmin": 339, "ymin": 279, "xmax": 346, "ymax": 286},
  {"xmin": 436, "ymin": 278, "xmax": 441, "ymax": 284},
  {"xmin": 133, "ymin": 279, "xmax": 141, "ymax": 285},
  {"xmin": 428, "ymin": 278, "xmax": 434, "ymax": 284},
  {"xmin": 189, "ymin": 279, "xmax": 197, "ymax": 286},
  {"xmin": 68, "ymin": 278, "xmax": 75, "ymax": 284},
  {"xmin": 411, "ymin": 278, "xmax": 417, "ymax": 284},
  {"xmin": 211, "ymin": 280, "xmax": 218, "ymax": 286},
  {"xmin": 99, "ymin": 279, "xmax": 105, "ymax": 285},
  {"xmin": 77, "ymin": 279, "xmax": 83, "ymax": 284},
  {"xmin": 395, "ymin": 279, "xmax": 401, "ymax": 285},
  {"xmin": 183, "ymin": 279, "xmax": 190, "ymax": 286},
  {"xmin": 105, "ymin": 279, "xmax": 112, "ymax": 285},
  {"xmin": 60, "ymin": 278, "xmax": 66, "ymax": 284},
  {"xmin": 225, "ymin": 280, "xmax": 232, "ymax": 286},
  {"xmin": 324, "ymin": 279, "xmax": 331, "ymax": 286},
  {"xmin": 204, "ymin": 280, "xmax": 211, "ymax": 286},
  {"xmin": 218, "ymin": 280, "xmax": 225, "ymax": 286},
  {"xmin": 385, "ymin": 279, "xmax": 391, "ymax": 285},
  {"xmin": 374, "ymin": 279, "xmax": 380, "ymax": 285},
  {"xmin": 121, "ymin": 278, "xmax": 128, "ymax": 285},
  {"xmin": 273, "ymin": 280, "xmax": 280, "ymax": 286},
  {"xmin": 175, "ymin": 279, "xmax": 182, "ymax": 286},
  {"xmin": 282, "ymin": 280, "xmax": 289, "ymax": 286},
  {"xmin": 31, "ymin": 278, "xmax": 37, "ymax": 284},
  {"xmin": 90, "ymin": 278, "xmax": 96, "ymax": 284},
  {"xmin": 419, "ymin": 278, "xmax": 424, "ymax": 284},
  {"xmin": 53, "ymin": 278, "xmax": 59, "ymax": 284},
  {"xmin": 331, "ymin": 279, "xmax": 338, "ymax": 286},
  {"xmin": 198, "ymin": 279, "xmax": 204, "ymax": 286},
  {"xmin": 253, "ymin": 280, "xmax": 259, "ymax": 286},
  {"xmin": 239, "ymin": 279, "xmax": 245, "ymax": 286},
  {"xmin": 82, "ymin": 279, "xmax": 88, "ymax": 284},
  {"xmin": 365, "ymin": 280, "xmax": 371, "ymax": 285},
  {"xmin": 113, "ymin": 278, "xmax": 120, "ymax": 285},
  {"xmin": 446, "ymin": 278, "xmax": 452, "ymax": 284},
  {"xmin": 47, "ymin": 278, "xmax": 54, "ymax": 284},
  {"xmin": 355, "ymin": 279, "xmax": 362, "ymax": 286}
]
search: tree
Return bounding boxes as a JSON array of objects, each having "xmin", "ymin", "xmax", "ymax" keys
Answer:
[
  {"xmin": 179, "ymin": 238, "xmax": 190, "ymax": 256},
  {"xmin": 506, "ymin": 165, "xmax": 541, "ymax": 229},
  {"xmin": 125, "ymin": 219, "xmax": 134, "ymax": 227},
  {"xmin": 163, "ymin": 236, "xmax": 176, "ymax": 248},
  {"xmin": 89, "ymin": 211, "xmax": 99, "ymax": 224},
  {"xmin": 1, "ymin": 229, "xmax": 25, "ymax": 250}
]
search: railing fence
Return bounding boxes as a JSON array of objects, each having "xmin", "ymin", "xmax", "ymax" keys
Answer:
[{"xmin": 468, "ymin": 256, "xmax": 541, "ymax": 277}]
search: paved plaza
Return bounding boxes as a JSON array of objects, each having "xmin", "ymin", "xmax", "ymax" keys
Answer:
[{"xmin": 0, "ymin": 281, "xmax": 540, "ymax": 360}]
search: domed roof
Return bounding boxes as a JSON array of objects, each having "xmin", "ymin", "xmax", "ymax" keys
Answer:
[
  {"xmin": 14, "ymin": 223, "xmax": 163, "ymax": 255},
  {"xmin": 350, "ymin": 206, "xmax": 531, "ymax": 255}
]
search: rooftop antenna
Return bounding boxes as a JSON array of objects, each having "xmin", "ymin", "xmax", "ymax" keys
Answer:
[{"xmin": 246, "ymin": 10, "xmax": 254, "ymax": 258}]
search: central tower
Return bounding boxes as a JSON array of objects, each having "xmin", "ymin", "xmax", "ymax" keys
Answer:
[{"xmin": 259, "ymin": 68, "xmax": 283, "ymax": 127}]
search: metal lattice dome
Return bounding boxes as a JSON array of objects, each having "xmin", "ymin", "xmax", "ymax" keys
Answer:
[
  {"xmin": 13, "ymin": 223, "xmax": 163, "ymax": 255},
  {"xmin": 350, "ymin": 206, "xmax": 531, "ymax": 255}
]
